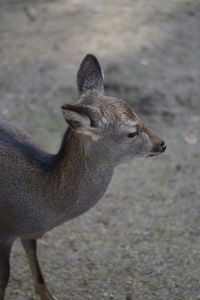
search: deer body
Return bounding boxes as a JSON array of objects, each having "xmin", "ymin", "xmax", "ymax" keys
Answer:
[
  {"xmin": 0, "ymin": 122, "xmax": 114, "ymax": 238},
  {"xmin": 0, "ymin": 55, "xmax": 166, "ymax": 300}
]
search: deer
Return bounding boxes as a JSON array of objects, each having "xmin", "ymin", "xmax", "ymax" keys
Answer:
[{"xmin": 0, "ymin": 54, "xmax": 166, "ymax": 300}]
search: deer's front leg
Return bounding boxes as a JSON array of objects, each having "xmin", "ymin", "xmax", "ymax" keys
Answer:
[
  {"xmin": 0, "ymin": 237, "xmax": 13, "ymax": 300},
  {"xmin": 21, "ymin": 238, "xmax": 58, "ymax": 300}
]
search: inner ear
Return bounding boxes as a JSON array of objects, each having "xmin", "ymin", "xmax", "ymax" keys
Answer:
[
  {"xmin": 77, "ymin": 54, "xmax": 104, "ymax": 95},
  {"xmin": 62, "ymin": 104, "xmax": 104, "ymax": 140},
  {"xmin": 62, "ymin": 103, "xmax": 100, "ymax": 126}
]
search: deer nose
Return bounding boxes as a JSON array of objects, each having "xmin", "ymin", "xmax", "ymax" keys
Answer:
[{"xmin": 161, "ymin": 141, "xmax": 167, "ymax": 152}]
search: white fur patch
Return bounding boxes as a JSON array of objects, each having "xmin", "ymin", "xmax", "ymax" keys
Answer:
[
  {"xmin": 120, "ymin": 120, "xmax": 138, "ymax": 134},
  {"xmin": 125, "ymin": 120, "xmax": 138, "ymax": 127}
]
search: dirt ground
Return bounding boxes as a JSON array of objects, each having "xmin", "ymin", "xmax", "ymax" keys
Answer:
[{"xmin": 0, "ymin": 0, "xmax": 200, "ymax": 299}]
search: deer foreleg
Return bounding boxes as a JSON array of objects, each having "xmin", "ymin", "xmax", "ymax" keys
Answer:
[{"xmin": 21, "ymin": 238, "xmax": 57, "ymax": 300}]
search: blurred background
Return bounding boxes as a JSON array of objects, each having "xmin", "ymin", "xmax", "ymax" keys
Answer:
[{"xmin": 0, "ymin": 0, "xmax": 200, "ymax": 299}]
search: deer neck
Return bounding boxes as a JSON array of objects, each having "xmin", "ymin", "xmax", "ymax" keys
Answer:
[{"xmin": 46, "ymin": 129, "xmax": 114, "ymax": 221}]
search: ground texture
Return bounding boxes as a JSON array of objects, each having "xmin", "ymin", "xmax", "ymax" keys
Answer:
[{"xmin": 0, "ymin": 0, "xmax": 200, "ymax": 299}]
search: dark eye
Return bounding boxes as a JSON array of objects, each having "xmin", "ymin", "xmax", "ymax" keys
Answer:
[{"xmin": 127, "ymin": 131, "xmax": 139, "ymax": 138}]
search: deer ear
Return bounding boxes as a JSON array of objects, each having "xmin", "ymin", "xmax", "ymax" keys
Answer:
[
  {"xmin": 62, "ymin": 104, "xmax": 104, "ymax": 141},
  {"xmin": 77, "ymin": 54, "xmax": 104, "ymax": 95}
]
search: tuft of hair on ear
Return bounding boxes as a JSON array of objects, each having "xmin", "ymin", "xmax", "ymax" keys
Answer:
[{"xmin": 77, "ymin": 54, "xmax": 104, "ymax": 96}]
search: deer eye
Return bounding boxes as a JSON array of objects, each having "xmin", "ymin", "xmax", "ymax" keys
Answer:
[{"xmin": 127, "ymin": 131, "xmax": 139, "ymax": 138}]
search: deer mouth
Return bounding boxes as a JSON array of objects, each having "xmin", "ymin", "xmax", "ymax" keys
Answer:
[{"xmin": 148, "ymin": 152, "xmax": 161, "ymax": 157}]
